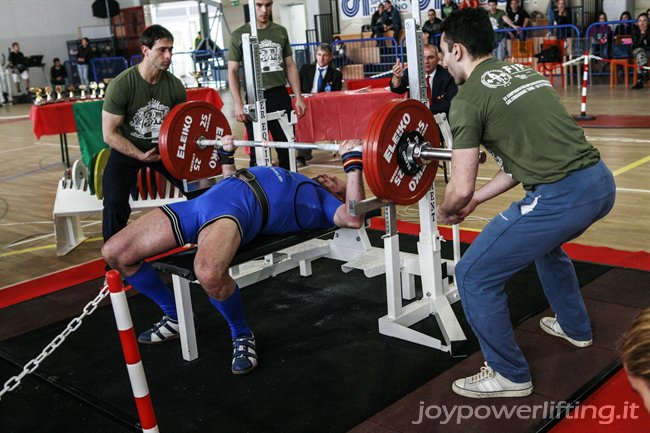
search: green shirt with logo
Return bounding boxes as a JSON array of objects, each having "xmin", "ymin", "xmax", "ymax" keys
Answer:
[
  {"xmin": 228, "ymin": 22, "xmax": 293, "ymax": 90},
  {"xmin": 450, "ymin": 58, "xmax": 600, "ymax": 189},
  {"xmin": 102, "ymin": 66, "xmax": 186, "ymax": 152}
]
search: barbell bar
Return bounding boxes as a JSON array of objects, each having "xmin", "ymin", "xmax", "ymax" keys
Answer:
[{"xmin": 158, "ymin": 99, "xmax": 475, "ymax": 205}]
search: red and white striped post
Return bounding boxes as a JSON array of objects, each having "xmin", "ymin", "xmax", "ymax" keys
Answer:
[
  {"xmin": 574, "ymin": 51, "xmax": 596, "ymax": 121},
  {"xmin": 107, "ymin": 270, "xmax": 159, "ymax": 433}
]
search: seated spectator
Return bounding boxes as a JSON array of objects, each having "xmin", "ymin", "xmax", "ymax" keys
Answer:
[
  {"xmin": 389, "ymin": 44, "xmax": 458, "ymax": 130},
  {"xmin": 507, "ymin": 0, "xmax": 531, "ymax": 40},
  {"xmin": 441, "ymin": 0, "xmax": 459, "ymax": 20},
  {"xmin": 590, "ymin": 13, "xmax": 612, "ymax": 64},
  {"xmin": 50, "ymin": 57, "xmax": 67, "ymax": 87},
  {"xmin": 298, "ymin": 43, "xmax": 343, "ymax": 165},
  {"xmin": 619, "ymin": 307, "xmax": 650, "ymax": 414},
  {"xmin": 422, "ymin": 9, "xmax": 443, "ymax": 46},
  {"xmin": 7, "ymin": 42, "xmax": 29, "ymax": 94},
  {"xmin": 459, "ymin": 0, "xmax": 479, "ymax": 10},
  {"xmin": 631, "ymin": 12, "xmax": 649, "ymax": 89},
  {"xmin": 378, "ymin": 0, "xmax": 401, "ymax": 45},
  {"xmin": 370, "ymin": 3, "xmax": 385, "ymax": 38},
  {"xmin": 332, "ymin": 36, "xmax": 352, "ymax": 69},
  {"xmin": 614, "ymin": 11, "xmax": 634, "ymax": 36}
]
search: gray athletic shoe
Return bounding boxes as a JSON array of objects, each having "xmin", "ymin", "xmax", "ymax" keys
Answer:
[
  {"xmin": 540, "ymin": 316, "xmax": 593, "ymax": 347},
  {"xmin": 452, "ymin": 362, "xmax": 533, "ymax": 398}
]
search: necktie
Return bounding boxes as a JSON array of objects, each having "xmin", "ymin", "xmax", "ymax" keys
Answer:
[
  {"xmin": 426, "ymin": 74, "xmax": 432, "ymax": 102},
  {"xmin": 317, "ymin": 68, "xmax": 325, "ymax": 91}
]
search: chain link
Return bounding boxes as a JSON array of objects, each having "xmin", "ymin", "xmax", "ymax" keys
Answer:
[{"xmin": 0, "ymin": 285, "xmax": 110, "ymax": 400}]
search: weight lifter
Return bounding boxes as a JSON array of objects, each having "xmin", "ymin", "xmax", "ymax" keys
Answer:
[
  {"xmin": 436, "ymin": 8, "xmax": 616, "ymax": 398},
  {"xmin": 101, "ymin": 24, "xmax": 195, "ymax": 244},
  {"xmin": 102, "ymin": 138, "xmax": 365, "ymax": 375}
]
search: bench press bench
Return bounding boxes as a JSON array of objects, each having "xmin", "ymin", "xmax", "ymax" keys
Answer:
[{"xmin": 151, "ymin": 227, "xmax": 346, "ymax": 361}]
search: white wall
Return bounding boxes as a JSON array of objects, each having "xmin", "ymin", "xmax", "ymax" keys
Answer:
[{"xmin": 0, "ymin": 0, "xmax": 141, "ymax": 86}]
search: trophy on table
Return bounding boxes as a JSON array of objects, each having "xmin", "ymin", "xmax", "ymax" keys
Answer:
[
  {"xmin": 44, "ymin": 86, "xmax": 53, "ymax": 103},
  {"xmin": 89, "ymin": 81, "xmax": 98, "ymax": 99},
  {"xmin": 67, "ymin": 85, "xmax": 76, "ymax": 100},
  {"xmin": 54, "ymin": 85, "xmax": 64, "ymax": 101},
  {"xmin": 98, "ymin": 82, "xmax": 106, "ymax": 98},
  {"xmin": 190, "ymin": 71, "xmax": 202, "ymax": 88},
  {"xmin": 29, "ymin": 87, "xmax": 44, "ymax": 105},
  {"xmin": 78, "ymin": 84, "xmax": 87, "ymax": 100}
]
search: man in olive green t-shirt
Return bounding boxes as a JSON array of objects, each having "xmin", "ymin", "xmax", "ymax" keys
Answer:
[
  {"xmin": 227, "ymin": 0, "xmax": 306, "ymax": 168},
  {"xmin": 101, "ymin": 24, "xmax": 188, "ymax": 243},
  {"xmin": 437, "ymin": 9, "xmax": 615, "ymax": 399}
]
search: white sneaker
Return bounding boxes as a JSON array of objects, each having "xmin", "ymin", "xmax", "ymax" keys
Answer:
[
  {"xmin": 452, "ymin": 362, "xmax": 533, "ymax": 398},
  {"xmin": 540, "ymin": 316, "xmax": 592, "ymax": 348}
]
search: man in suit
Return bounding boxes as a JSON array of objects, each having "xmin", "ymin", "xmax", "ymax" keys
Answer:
[
  {"xmin": 298, "ymin": 43, "xmax": 343, "ymax": 165},
  {"xmin": 389, "ymin": 44, "xmax": 458, "ymax": 124}
]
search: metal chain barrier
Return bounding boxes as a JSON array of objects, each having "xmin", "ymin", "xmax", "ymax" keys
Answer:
[{"xmin": 0, "ymin": 285, "xmax": 110, "ymax": 400}]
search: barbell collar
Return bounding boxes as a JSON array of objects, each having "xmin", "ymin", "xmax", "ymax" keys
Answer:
[{"xmin": 417, "ymin": 147, "xmax": 453, "ymax": 162}]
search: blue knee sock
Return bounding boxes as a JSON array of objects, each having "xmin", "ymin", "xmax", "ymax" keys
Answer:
[
  {"xmin": 209, "ymin": 286, "xmax": 251, "ymax": 339},
  {"xmin": 124, "ymin": 262, "xmax": 177, "ymax": 320}
]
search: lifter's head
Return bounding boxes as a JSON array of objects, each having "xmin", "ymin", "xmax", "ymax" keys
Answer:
[
  {"xmin": 314, "ymin": 173, "xmax": 347, "ymax": 202},
  {"xmin": 620, "ymin": 307, "xmax": 650, "ymax": 414}
]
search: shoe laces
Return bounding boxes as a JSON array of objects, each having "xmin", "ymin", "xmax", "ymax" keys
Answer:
[{"xmin": 468, "ymin": 362, "xmax": 495, "ymax": 384}]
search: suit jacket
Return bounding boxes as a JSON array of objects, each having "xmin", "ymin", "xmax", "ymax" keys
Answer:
[
  {"xmin": 299, "ymin": 63, "xmax": 343, "ymax": 94},
  {"xmin": 389, "ymin": 65, "xmax": 458, "ymax": 118}
]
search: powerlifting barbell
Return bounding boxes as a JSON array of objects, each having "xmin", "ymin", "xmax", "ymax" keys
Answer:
[{"xmin": 158, "ymin": 99, "xmax": 483, "ymax": 205}]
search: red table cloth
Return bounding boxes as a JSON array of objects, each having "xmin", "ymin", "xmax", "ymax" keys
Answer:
[
  {"xmin": 29, "ymin": 87, "xmax": 224, "ymax": 140},
  {"xmin": 294, "ymin": 88, "xmax": 404, "ymax": 143}
]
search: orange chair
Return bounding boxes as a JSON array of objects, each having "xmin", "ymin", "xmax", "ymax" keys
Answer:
[
  {"xmin": 610, "ymin": 59, "xmax": 638, "ymax": 87},
  {"xmin": 536, "ymin": 39, "xmax": 566, "ymax": 87},
  {"xmin": 510, "ymin": 39, "xmax": 535, "ymax": 68}
]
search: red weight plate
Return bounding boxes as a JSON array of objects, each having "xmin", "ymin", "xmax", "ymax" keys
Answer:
[
  {"xmin": 363, "ymin": 99, "xmax": 438, "ymax": 205},
  {"xmin": 146, "ymin": 167, "xmax": 157, "ymax": 199},
  {"xmin": 156, "ymin": 172, "xmax": 167, "ymax": 199},
  {"xmin": 362, "ymin": 99, "xmax": 407, "ymax": 198},
  {"xmin": 159, "ymin": 101, "xmax": 230, "ymax": 181},
  {"xmin": 137, "ymin": 168, "xmax": 147, "ymax": 200}
]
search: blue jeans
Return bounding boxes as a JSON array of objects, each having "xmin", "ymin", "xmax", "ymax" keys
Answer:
[
  {"xmin": 77, "ymin": 64, "xmax": 90, "ymax": 86},
  {"xmin": 455, "ymin": 161, "xmax": 615, "ymax": 383}
]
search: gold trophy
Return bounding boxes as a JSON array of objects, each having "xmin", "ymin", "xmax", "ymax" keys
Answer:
[
  {"xmin": 44, "ymin": 86, "xmax": 53, "ymax": 103},
  {"xmin": 89, "ymin": 81, "xmax": 98, "ymax": 99},
  {"xmin": 67, "ymin": 85, "xmax": 76, "ymax": 100},
  {"xmin": 29, "ymin": 87, "xmax": 44, "ymax": 105},
  {"xmin": 190, "ymin": 71, "xmax": 202, "ymax": 88},
  {"xmin": 98, "ymin": 82, "xmax": 106, "ymax": 98},
  {"xmin": 55, "ymin": 85, "xmax": 64, "ymax": 101},
  {"xmin": 79, "ymin": 84, "xmax": 87, "ymax": 99}
]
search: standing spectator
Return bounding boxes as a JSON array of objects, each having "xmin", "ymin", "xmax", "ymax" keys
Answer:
[
  {"xmin": 7, "ymin": 42, "xmax": 29, "ymax": 94},
  {"xmin": 370, "ymin": 3, "xmax": 385, "ymax": 38},
  {"xmin": 298, "ymin": 43, "xmax": 342, "ymax": 165},
  {"xmin": 422, "ymin": 9, "xmax": 443, "ymax": 46},
  {"xmin": 227, "ymin": 0, "xmax": 306, "ymax": 169},
  {"xmin": 50, "ymin": 57, "xmax": 67, "ymax": 87},
  {"xmin": 77, "ymin": 37, "xmax": 94, "ymax": 86},
  {"xmin": 101, "ymin": 25, "xmax": 189, "ymax": 243},
  {"xmin": 591, "ymin": 12, "xmax": 612, "ymax": 67},
  {"xmin": 441, "ymin": 0, "xmax": 459, "ymax": 20},
  {"xmin": 631, "ymin": 13, "xmax": 649, "ymax": 89},
  {"xmin": 506, "ymin": 0, "xmax": 531, "ymax": 40},
  {"xmin": 487, "ymin": 0, "xmax": 518, "ymax": 60},
  {"xmin": 553, "ymin": 0, "xmax": 572, "ymax": 38},
  {"xmin": 459, "ymin": 0, "xmax": 479, "ymax": 10}
]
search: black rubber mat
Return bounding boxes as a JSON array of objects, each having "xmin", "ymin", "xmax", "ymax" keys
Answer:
[{"xmin": 0, "ymin": 231, "xmax": 613, "ymax": 433}]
